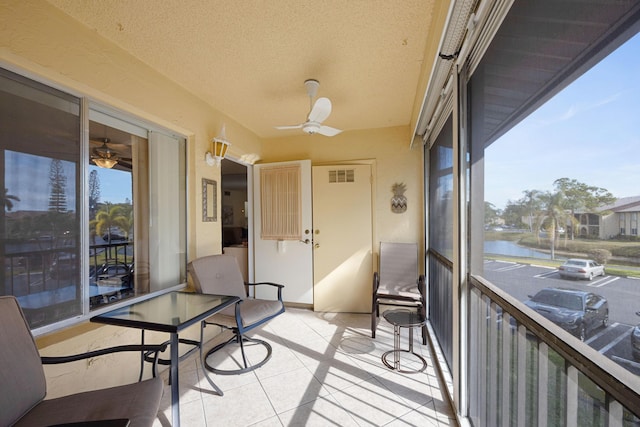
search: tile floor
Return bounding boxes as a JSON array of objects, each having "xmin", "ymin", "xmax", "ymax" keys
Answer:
[{"xmin": 153, "ymin": 307, "xmax": 456, "ymax": 426}]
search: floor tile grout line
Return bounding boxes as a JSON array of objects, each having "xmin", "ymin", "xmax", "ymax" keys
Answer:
[{"xmin": 153, "ymin": 308, "xmax": 455, "ymax": 426}]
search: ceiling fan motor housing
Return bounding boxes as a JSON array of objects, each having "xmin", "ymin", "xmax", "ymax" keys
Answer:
[
  {"xmin": 94, "ymin": 138, "xmax": 118, "ymax": 159},
  {"xmin": 274, "ymin": 79, "xmax": 342, "ymax": 136},
  {"xmin": 303, "ymin": 122, "xmax": 320, "ymax": 134}
]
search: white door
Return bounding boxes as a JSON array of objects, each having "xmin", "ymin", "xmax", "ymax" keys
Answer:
[
  {"xmin": 253, "ymin": 160, "xmax": 313, "ymax": 304},
  {"xmin": 312, "ymin": 164, "xmax": 373, "ymax": 312}
]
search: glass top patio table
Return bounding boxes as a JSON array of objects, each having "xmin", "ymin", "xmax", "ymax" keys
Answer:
[
  {"xmin": 91, "ymin": 291, "xmax": 239, "ymax": 332},
  {"xmin": 91, "ymin": 291, "xmax": 240, "ymax": 427}
]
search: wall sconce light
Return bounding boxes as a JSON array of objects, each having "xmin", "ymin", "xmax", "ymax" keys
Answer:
[{"xmin": 205, "ymin": 124, "xmax": 231, "ymax": 166}]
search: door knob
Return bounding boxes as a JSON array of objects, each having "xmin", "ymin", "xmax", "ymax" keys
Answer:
[
  {"xmin": 314, "ymin": 243, "xmax": 320, "ymax": 249},
  {"xmin": 300, "ymin": 239, "xmax": 310, "ymax": 244}
]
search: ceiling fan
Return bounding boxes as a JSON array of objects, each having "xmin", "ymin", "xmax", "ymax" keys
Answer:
[
  {"xmin": 90, "ymin": 138, "xmax": 131, "ymax": 169},
  {"xmin": 275, "ymin": 79, "xmax": 342, "ymax": 137}
]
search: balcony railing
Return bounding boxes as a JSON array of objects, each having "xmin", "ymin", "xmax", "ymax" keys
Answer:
[
  {"xmin": 468, "ymin": 275, "xmax": 640, "ymax": 426},
  {"xmin": 3, "ymin": 241, "xmax": 134, "ymax": 327}
]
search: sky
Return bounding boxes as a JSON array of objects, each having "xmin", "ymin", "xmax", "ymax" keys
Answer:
[
  {"xmin": 5, "ymin": 152, "xmax": 77, "ymax": 212},
  {"xmin": 4, "ymin": 156, "xmax": 131, "ymax": 212},
  {"xmin": 90, "ymin": 165, "xmax": 132, "ymax": 205},
  {"xmin": 485, "ymin": 33, "xmax": 640, "ymax": 210}
]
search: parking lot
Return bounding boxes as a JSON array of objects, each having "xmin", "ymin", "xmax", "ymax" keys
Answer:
[{"xmin": 483, "ymin": 259, "xmax": 640, "ymax": 376}]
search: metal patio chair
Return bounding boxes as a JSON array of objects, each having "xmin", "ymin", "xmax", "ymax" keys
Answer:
[
  {"xmin": 371, "ymin": 242, "xmax": 427, "ymax": 345},
  {"xmin": 189, "ymin": 254, "xmax": 285, "ymax": 374},
  {"xmin": 0, "ymin": 296, "xmax": 166, "ymax": 427}
]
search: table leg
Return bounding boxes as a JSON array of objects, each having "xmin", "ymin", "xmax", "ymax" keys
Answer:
[
  {"xmin": 394, "ymin": 325, "xmax": 401, "ymax": 370},
  {"xmin": 170, "ymin": 332, "xmax": 180, "ymax": 427},
  {"xmin": 409, "ymin": 326, "xmax": 414, "ymax": 353},
  {"xmin": 138, "ymin": 330, "xmax": 145, "ymax": 382}
]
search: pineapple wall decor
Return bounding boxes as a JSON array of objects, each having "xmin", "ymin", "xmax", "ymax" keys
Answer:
[{"xmin": 391, "ymin": 183, "xmax": 407, "ymax": 213}]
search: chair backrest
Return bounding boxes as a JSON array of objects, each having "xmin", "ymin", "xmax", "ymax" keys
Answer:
[
  {"xmin": 0, "ymin": 296, "xmax": 47, "ymax": 426},
  {"xmin": 189, "ymin": 254, "xmax": 247, "ymax": 299},
  {"xmin": 378, "ymin": 242, "xmax": 419, "ymax": 294}
]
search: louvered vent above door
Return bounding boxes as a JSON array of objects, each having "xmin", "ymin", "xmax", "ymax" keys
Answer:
[{"xmin": 328, "ymin": 169, "xmax": 355, "ymax": 183}]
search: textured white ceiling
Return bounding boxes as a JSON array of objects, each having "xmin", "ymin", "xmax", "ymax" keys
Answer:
[{"xmin": 47, "ymin": 0, "xmax": 437, "ymax": 139}]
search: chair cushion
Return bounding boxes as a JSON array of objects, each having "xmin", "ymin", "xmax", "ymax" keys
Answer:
[
  {"xmin": 0, "ymin": 296, "xmax": 47, "ymax": 426},
  {"xmin": 14, "ymin": 376, "xmax": 163, "ymax": 427},
  {"xmin": 377, "ymin": 286, "xmax": 421, "ymax": 300},
  {"xmin": 239, "ymin": 298, "xmax": 284, "ymax": 327},
  {"xmin": 209, "ymin": 298, "xmax": 284, "ymax": 329}
]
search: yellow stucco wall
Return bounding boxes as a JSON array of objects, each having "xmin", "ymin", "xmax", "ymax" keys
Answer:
[
  {"xmin": 1, "ymin": 0, "xmax": 424, "ymax": 398},
  {"xmin": 1, "ymin": 0, "xmax": 263, "ymax": 260},
  {"xmin": 1, "ymin": 0, "xmax": 261, "ymax": 398},
  {"xmin": 261, "ymin": 126, "xmax": 424, "ymax": 248}
]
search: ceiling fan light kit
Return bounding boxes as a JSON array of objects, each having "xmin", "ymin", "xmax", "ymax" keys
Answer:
[
  {"xmin": 92, "ymin": 138, "xmax": 119, "ymax": 169},
  {"xmin": 275, "ymin": 79, "xmax": 343, "ymax": 137},
  {"xmin": 93, "ymin": 158, "xmax": 118, "ymax": 169}
]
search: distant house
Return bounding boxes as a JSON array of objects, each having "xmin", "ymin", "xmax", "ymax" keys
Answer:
[{"xmin": 576, "ymin": 196, "xmax": 640, "ymax": 239}]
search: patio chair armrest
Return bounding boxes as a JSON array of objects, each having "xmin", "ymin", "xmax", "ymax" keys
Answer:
[
  {"xmin": 247, "ymin": 282, "xmax": 284, "ymax": 300},
  {"xmin": 48, "ymin": 419, "xmax": 130, "ymax": 427},
  {"xmin": 41, "ymin": 343, "xmax": 168, "ymax": 364},
  {"xmin": 41, "ymin": 343, "xmax": 169, "ymax": 378},
  {"xmin": 247, "ymin": 281, "xmax": 284, "ymax": 289}
]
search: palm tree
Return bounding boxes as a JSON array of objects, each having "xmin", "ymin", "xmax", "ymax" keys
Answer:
[
  {"xmin": 521, "ymin": 189, "xmax": 542, "ymax": 233},
  {"xmin": 561, "ymin": 215, "xmax": 580, "ymax": 248},
  {"xmin": 93, "ymin": 204, "xmax": 128, "ymax": 259},
  {"xmin": 521, "ymin": 190, "xmax": 545, "ymax": 245},
  {"xmin": 118, "ymin": 203, "xmax": 134, "ymax": 240},
  {"xmin": 537, "ymin": 191, "xmax": 568, "ymax": 260},
  {"xmin": 3, "ymin": 188, "xmax": 20, "ymax": 212}
]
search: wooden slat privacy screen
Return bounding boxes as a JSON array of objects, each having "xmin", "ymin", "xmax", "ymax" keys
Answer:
[{"xmin": 260, "ymin": 165, "xmax": 301, "ymax": 240}]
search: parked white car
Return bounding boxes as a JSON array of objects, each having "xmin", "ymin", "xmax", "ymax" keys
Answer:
[{"xmin": 558, "ymin": 258, "xmax": 605, "ymax": 281}]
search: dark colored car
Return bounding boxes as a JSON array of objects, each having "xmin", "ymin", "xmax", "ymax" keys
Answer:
[
  {"xmin": 95, "ymin": 262, "xmax": 133, "ymax": 288},
  {"xmin": 101, "ymin": 232, "xmax": 127, "ymax": 242},
  {"xmin": 524, "ymin": 288, "xmax": 608, "ymax": 341},
  {"xmin": 631, "ymin": 311, "xmax": 640, "ymax": 360},
  {"xmin": 89, "ymin": 262, "xmax": 134, "ymax": 308}
]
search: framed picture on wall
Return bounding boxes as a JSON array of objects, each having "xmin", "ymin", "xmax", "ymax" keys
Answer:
[{"xmin": 202, "ymin": 178, "xmax": 217, "ymax": 222}]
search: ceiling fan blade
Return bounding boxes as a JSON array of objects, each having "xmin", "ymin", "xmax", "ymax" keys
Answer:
[
  {"xmin": 308, "ymin": 97, "xmax": 332, "ymax": 123},
  {"xmin": 316, "ymin": 125, "xmax": 342, "ymax": 137},
  {"xmin": 275, "ymin": 124, "xmax": 303, "ymax": 130}
]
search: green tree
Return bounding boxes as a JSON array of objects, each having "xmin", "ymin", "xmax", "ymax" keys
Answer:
[
  {"xmin": 553, "ymin": 178, "xmax": 615, "ymax": 239},
  {"xmin": 89, "ymin": 170, "xmax": 100, "ymax": 219},
  {"xmin": 511, "ymin": 190, "xmax": 545, "ymax": 245},
  {"xmin": 118, "ymin": 202, "xmax": 134, "ymax": 240},
  {"xmin": 48, "ymin": 159, "xmax": 68, "ymax": 213},
  {"xmin": 485, "ymin": 201, "xmax": 501, "ymax": 227},
  {"xmin": 521, "ymin": 189, "xmax": 542, "ymax": 233},
  {"xmin": 536, "ymin": 191, "xmax": 572, "ymax": 259},
  {"xmin": 502, "ymin": 201, "xmax": 521, "ymax": 228},
  {"xmin": 90, "ymin": 203, "xmax": 128, "ymax": 258}
]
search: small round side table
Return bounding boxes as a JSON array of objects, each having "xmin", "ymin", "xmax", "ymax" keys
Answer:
[{"xmin": 381, "ymin": 309, "xmax": 427, "ymax": 373}]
